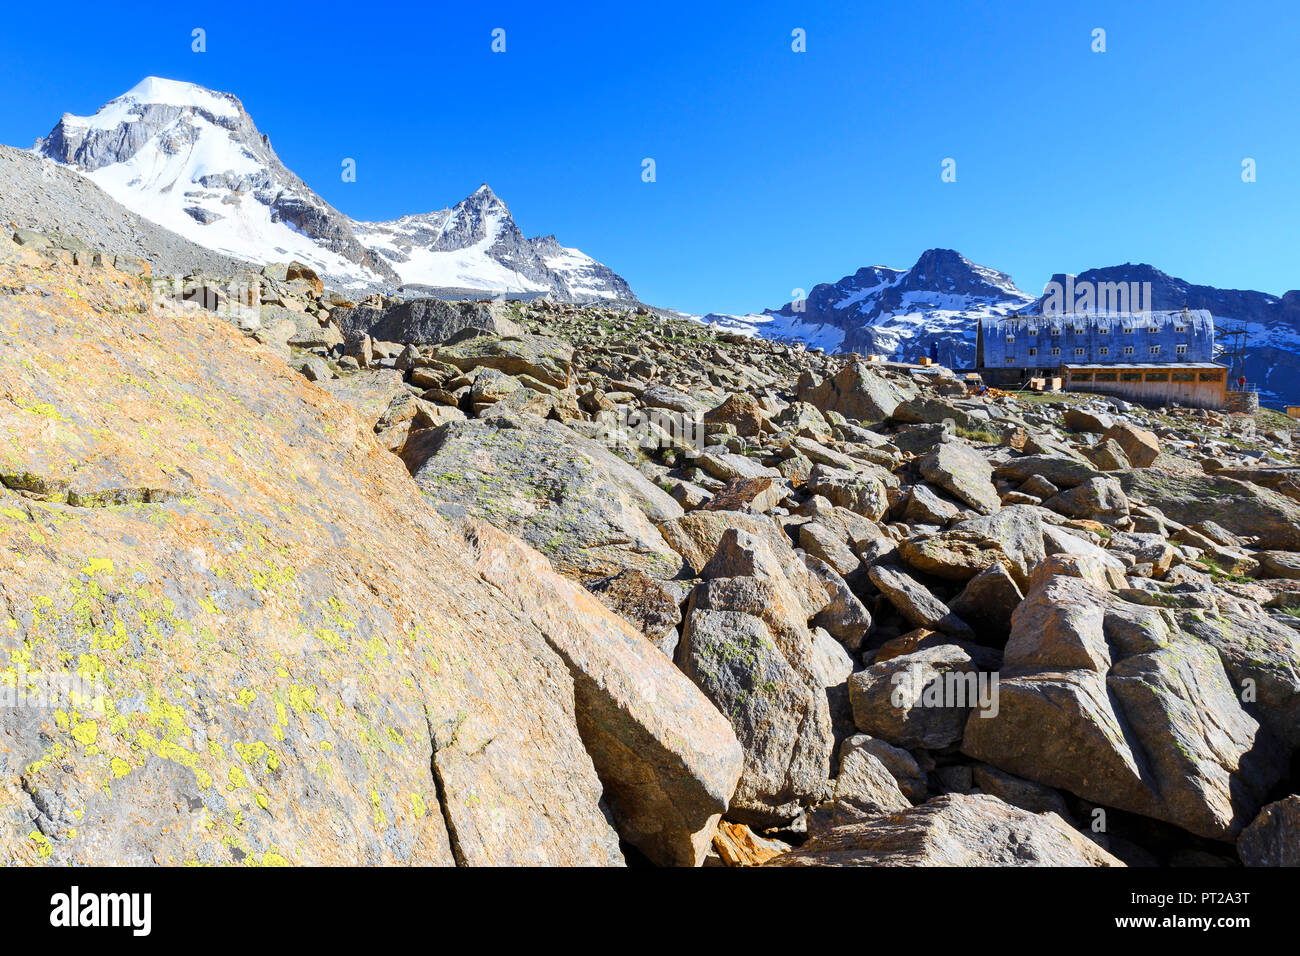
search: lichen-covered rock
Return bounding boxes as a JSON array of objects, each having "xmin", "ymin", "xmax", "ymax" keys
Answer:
[
  {"xmin": 402, "ymin": 413, "xmax": 684, "ymax": 581},
  {"xmin": 0, "ymin": 253, "xmax": 631, "ymax": 866},
  {"xmin": 678, "ymin": 529, "xmax": 835, "ymax": 827},
  {"xmin": 1118, "ymin": 469, "xmax": 1300, "ymax": 551}
]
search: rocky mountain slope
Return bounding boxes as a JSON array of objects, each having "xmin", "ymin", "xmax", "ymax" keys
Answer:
[
  {"xmin": 4, "ymin": 222, "xmax": 1298, "ymax": 866},
  {"xmin": 0, "ymin": 143, "xmax": 250, "ymax": 278},
  {"xmin": 33, "ymin": 77, "xmax": 635, "ymax": 302}
]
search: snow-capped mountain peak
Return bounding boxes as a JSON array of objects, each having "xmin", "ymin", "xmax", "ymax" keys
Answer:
[
  {"xmin": 35, "ymin": 78, "xmax": 635, "ymax": 301},
  {"xmin": 703, "ymin": 248, "xmax": 1033, "ymax": 361}
]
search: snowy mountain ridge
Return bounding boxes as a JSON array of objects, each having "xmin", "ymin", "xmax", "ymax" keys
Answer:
[{"xmin": 35, "ymin": 77, "xmax": 635, "ymax": 301}]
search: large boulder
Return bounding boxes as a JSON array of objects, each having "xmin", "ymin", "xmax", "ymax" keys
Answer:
[
  {"xmin": 1044, "ymin": 476, "xmax": 1130, "ymax": 522},
  {"xmin": 459, "ymin": 520, "xmax": 743, "ymax": 866},
  {"xmin": 1238, "ymin": 796, "xmax": 1300, "ymax": 867},
  {"xmin": 432, "ymin": 334, "xmax": 574, "ymax": 389},
  {"xmin": 805, "ymin": 464, "xmax": 890, "ymax": 520},
  {"xmin": 766, "ymin": 794, "xmax": 1124, "ymax": 866},
  {"xmin": 1064, "ymin": 407, "xmax": 1114, "ymax": 434},
  {"xmin": 317, "ymin": 368, "xmax": 409, "ymax": 430},
  {"xmin": 996, "ymin": 455, "xmax": 1101, "ymax": 489},
  {"xmin": 963, "ymin": 570, "xmax": 1285, "ymax": 841},
  {"xmin": 890, "ymin": 397, "xmax": 983, "ymax": 430},
  {"xmin": 402, "ymin": 414, "xmax": 684, "ymax": 581},
  {"xmin": 828, "ymin": 741, "xmax": 911, "ymax": 815},
  {"xmin": 678, "ymin": 530, "xmax": 835, "ymax": 826},
  {"xmin": 849, "ymin": 644, "xmax": 996, "ymax": 749},
  {"xmin": 1118, "ymin": 470, "xmax": 1300, "ymax": 551},
  {"xmin": 1168, "ymin": 591, "xmax": 1300, "ymax": 751},
  {"xmin": 899, "ymin": 506, "xmax": 1046, "ymax": 590},
  {"xmin": 917, "ymin": 441, "xmax": 1000, "ymax": 515},
  {"xmin": 1256, "ymin": 551, "xmax": 1300, "ymax": 581},
  {"xmin": 658, "ymin": 509, "xmax": 795, "ymax": 577},
  {"xmin": 679, "ymin": 608, "xmax": 832, "ymax": 828},
  {"xmin": 798, "ymin": 361, "xmax": 901, "ymax": 424},
  {"xmin": 0, "ymin": 254, "xmax": 636, "ymax": 866},
  {"xmin": 703, "ymin": 393, "xmax": 768, "ymax": 437},
  {"xmin": 332, "ymin": 299, "xmax": 520, "ymax": 345},
  {"xmin": 1101, "ymin": 421, "xmax": 1160, "ymax": 468}
]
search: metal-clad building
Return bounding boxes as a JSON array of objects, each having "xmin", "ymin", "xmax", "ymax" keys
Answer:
[{"xmin": 977, "ymin": 309, "xmax": 1216, "ymax": 369}]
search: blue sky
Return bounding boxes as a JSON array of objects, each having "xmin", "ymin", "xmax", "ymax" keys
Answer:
[{"xmin": 1, "ymin": 0, "xmax": 1296, "ymax": 314}]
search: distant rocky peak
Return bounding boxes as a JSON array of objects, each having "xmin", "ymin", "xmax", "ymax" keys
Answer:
[{"xmin": 898, "ymin": 248, "xmax": 1022, "ymax": 299}]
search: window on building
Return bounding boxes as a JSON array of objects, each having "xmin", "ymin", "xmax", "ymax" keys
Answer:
[
  {"xmin": 1095, "ymin": 372, "xmax": 1118, "ymax": 382},
  {"xmin": 1174, "ymin": 325, "xmax": 1187, "ymax": 333},
  {"xmin": 1199, "ymin": 371, "xmax": 1224, "ymax": 382},
  {"xmin": 1073, "ymin": 372, "xmax": 1094, "ymax": 382},
  {"xmin": 1073, "ymin": 347, "xmax": 1084, "ymax": 356},
  {"xmin": 1146, "ymin": 372, "xmax": 1169, "ymax": 382},
  {"xmin": 1050, "ymin": 347, "xmax": 1061, "ymax": 356},
  {"xmin": 1073, "ymin": 326, "xmax": 1085, "ymax": 334},
  {"xmin": 1098, "ymin": 327, "xmax": 1110, "ymax": 335},
  {"xmin": 1028, "ymin": 347, "xmax": 1038, "ymax": 356},
  {"xmin": 1050, "ymin": 328, "xmax": 1061, "ymax": 337},
  {"xmin": 1099, "ymin": 346, "xmax": 1110, "ymax": 356},
  {"xmin": 1149, "ymin": 345, "xmax": 1161, "ymax": 355},
  {"xmin": 1121, "ymin": 371, "xmax": 1143, "ymax": 382},
  {"xmin": 1005, "ymin": 357, "xmax": 1014, "ymax": 365},
  {"xmin": 1005, "ymin": 335, "xmax": 1015, "ymax": 343},
  {"xmin": 1171, "ymin": 371, "xmax": 1195, "ymax": 382},
  {"xmin": 1176, "ymin": 344, "xmax": 1187, "ymax": 355},
  {"xmin": 1123, "ymin": 327, "xmax": 1134, "ymax": 334},
  {"xmin": 1123, "ymin": 346, "xmax": 1134, "ymax": 355}
]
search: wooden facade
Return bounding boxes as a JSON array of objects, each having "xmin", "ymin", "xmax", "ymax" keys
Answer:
[{"xmin": 1060, "ymin": 362, "xmax": 1228, "ymax": 409}]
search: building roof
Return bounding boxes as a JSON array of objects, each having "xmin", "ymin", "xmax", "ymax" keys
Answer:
[
  {"xmin": 1062, "ymin": 361, "xmax": 1226, "ymax": 370},
  {"xmin": 980, "ymin": 309, "xmax": 1214, "ymax": 333}
]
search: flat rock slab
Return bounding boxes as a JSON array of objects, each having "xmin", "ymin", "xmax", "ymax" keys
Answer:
[
  {"xmin": 766, "ymin": 794, "xmax": 1123, "ymax": 866},
  {"xmin": 0, "ymin": 256, "xmax": 629, "ymax": 866},
  {"xmin": 460, "ymin": 519, "xmax": 743, "ymax": 866},
  {"xmin": 404, "ymin": 413, "xmax": 684, "ymax": 581}
]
